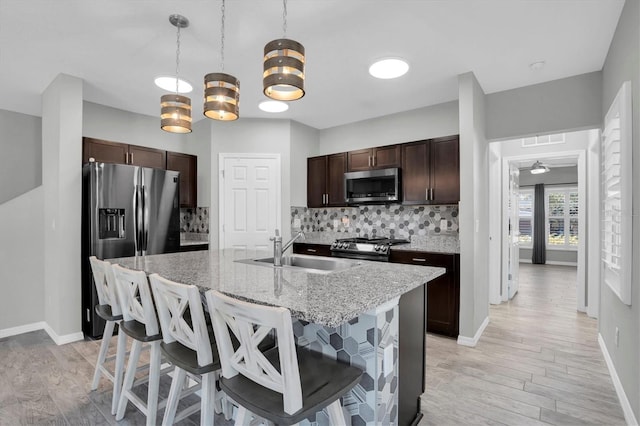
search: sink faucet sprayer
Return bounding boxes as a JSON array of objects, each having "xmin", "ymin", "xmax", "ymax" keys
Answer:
[{"xmin": 270, "ymin": 229, "xmax": 304, "ymax": 266}]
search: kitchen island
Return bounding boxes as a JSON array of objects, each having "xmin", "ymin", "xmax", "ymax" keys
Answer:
[{"xmin": 109, "ymin": 249, "xmax": 445, "ymax": 425}]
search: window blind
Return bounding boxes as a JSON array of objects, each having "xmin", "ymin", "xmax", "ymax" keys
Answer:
[{"xmin": 601, "ymin": 81, "xmax": 632, "ymax": 305}]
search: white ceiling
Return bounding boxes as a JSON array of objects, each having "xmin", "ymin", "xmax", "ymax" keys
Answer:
[{"xmin": 0, "ymin": 0, "xmax": 624, "ymax": 130}]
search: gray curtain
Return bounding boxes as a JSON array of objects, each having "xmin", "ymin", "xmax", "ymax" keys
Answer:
[{"xmin": 532, "ymin": 183, "xmax": 546, "ymax": 264}]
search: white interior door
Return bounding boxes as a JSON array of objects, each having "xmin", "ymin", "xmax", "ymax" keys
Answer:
[
  {"xmin": 507, "ymin": 164, "xmax": 520, "ymax": 299},
  {"xmin": 219, "ymin": 154, "xmax": 281, "ymax": 253}
]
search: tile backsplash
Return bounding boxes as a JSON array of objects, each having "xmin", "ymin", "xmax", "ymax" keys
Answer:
[
  {"xmin": 180, "ymin": 207, "xmax": 209, "ymax": 233},
  {"xmin": 291, "ymin": 204, "xmax": 458, "ymax": 239}
]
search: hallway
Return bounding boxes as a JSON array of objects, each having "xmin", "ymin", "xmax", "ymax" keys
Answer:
[{"xmin": 421, "ymin": 263, "xmax": 626, "ymax": 425}]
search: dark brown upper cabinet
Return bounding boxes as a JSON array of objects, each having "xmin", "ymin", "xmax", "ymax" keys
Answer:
[
  {"xmin": 307, "ymin": 153, "xmax": 347, "ymax": 207},
  {"xmin": 402, "ymin": 135, "xmax": 459, "ymax": 205},
  {"xmin": 347, "ymin": 145, "xmax": 401, "ymax": 172},
  {"xmin": 166, "ymin": 151, "xmax": 198, "ymax": 208},
  {"xmin": 82, "ymin": 137, "xmax": 166, "ymax": 169}
]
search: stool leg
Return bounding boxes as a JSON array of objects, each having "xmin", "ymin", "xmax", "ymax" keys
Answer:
[
  {"xmin": 200, "ymin": 371, "xmax": 216, "ymax": 426},
  {"xmin": 91, "ymin": 320, "xmax": 115, "ymax": 390},
  {"xmin": 116, "ymin": 338, "xmax": 143, "ymax": 421},
  {"xmin": 146, "ymin": 342, "xmax": 162, "ymax": 426},
  {"xmin": 326, "ymin": 399, "xmax": 346, "ymax": 424},
  {"xmin": 161, "ymin": 367, "xmax": 186, "ymax": 426},
  {"xmin": 111, "ymin": 325, "xmax": 127, "ymax": 415},
  {"xmin": 235, "ymin": 406, "xmax": 249, "ymax": 425}
]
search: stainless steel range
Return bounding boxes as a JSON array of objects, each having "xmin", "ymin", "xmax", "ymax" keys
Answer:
[{"xmin": 330, "ymin": 237, "xmax": 410, "ymax": 261}]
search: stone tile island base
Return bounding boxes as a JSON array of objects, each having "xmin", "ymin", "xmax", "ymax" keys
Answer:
[{"xmin": 293, "ymin": 297, "xmax": 400, "ymax": 426}]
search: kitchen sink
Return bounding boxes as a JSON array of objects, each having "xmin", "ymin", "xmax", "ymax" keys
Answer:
[{"xmin": 235, "ymin": 254, "xmax": 363, "ymax": 274}]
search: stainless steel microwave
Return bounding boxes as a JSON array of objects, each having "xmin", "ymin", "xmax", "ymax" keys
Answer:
[{"xmin": 344, "ymin": 167, "xmax": 401, "ymax": 204}]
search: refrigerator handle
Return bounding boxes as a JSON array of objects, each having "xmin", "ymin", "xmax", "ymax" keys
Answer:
[
  {"xmin": 133, "ymin": 184, "xmax": 141, "ymax": 254},
  {"xmin": 142, "ymin": 185, "xmax": 149, "ymax": 254}
]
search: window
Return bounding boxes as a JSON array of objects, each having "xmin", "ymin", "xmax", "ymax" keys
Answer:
[
  {"xmin": 518, "ymin": 189, "xmax": 534, "ymax": 247},
  {"xmin": 545, "ymin": 186, "xmax": 578, "ymax": 249},
  {"xmin": 601, "ymin": 81, "xmax": 632, "ymax": 305}
]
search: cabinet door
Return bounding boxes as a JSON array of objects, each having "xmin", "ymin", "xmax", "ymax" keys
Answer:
[
  {"xmin": 401, "ymin": 141, "xmax": 430, "ymax": 204},
  {"xmin": 307, "ymin": 156, "xmax": 327, "ymax": 208},
  {"xmin": 430, "ymin": 136, "xmax": 460, "ymax": 204},
  {"xmin": 389, "ymin": 250, "xmax": 459, "ymax": 337},
  {"xmin": 373, "ymin": 145, "xmax": 401, "ymax": 169},
  {"xmin": 347, "ymin": 148, "xmax": 373, "ymax": 171},
  {"xmin": 327, "ymin": 153, "xmax": 346, "ymax": 206},
  {"xmin": 167, "ymin": 151, "xmax": 197, "ymax": 208},
  {"xmin": 83, "ymin": 137, "xmax": 128, "ymax": 164},
  {"xmin": 129, "ymin": 145, "xmax": 166, "ymax": 169}
]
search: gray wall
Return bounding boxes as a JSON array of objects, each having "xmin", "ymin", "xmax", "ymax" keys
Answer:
[
  {"xmin": 82, "ymin": 102, "xmax": 212, "ymax": 206},
  {"xmin": 318, "ymin": 101, "xmax": 459, "ymax": 155},
  {"xmin": 600, "ymin": 0, "xmax": 639, "ymax": 420},
  {"xmin": 458, "ymin": 72, "xmax": 490, "ymax": 340},
  {"xmin": 290, "ymin": 121, "xmax": 319, "ymax": 206},
  {"xmin": 486, "ymin": 72, "xmax": 602, "ymax": 141},
  {"xmin": 0, "ymin": 109, "xmax": 42, "ymax": 205}
]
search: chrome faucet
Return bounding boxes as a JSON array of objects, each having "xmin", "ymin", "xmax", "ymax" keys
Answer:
[{"xmin": 270, "ymin": 229, "xmax": 304, "ymax": 266}]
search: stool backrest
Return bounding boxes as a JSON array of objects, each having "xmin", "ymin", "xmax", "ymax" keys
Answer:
[
  {"xmin": 88, "ymin": 256, "xmax": 122, "ymax": 316},
  {"xmin": 112, "ymin": 264, "xmax": 159, "ymax": 336},
  {"xmin": 149, "ymin": 273, "xmax": 213, "ymax": 367},
  {"xmin": 206, "ymin": 290, "xmax": 303, "ymax": 415}
]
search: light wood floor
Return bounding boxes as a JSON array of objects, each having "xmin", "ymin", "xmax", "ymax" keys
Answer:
[{"xmin": 420, "ymin": 263, "xmax": 626, "ymax": 426}]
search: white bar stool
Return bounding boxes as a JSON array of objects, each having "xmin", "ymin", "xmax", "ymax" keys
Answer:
[
  {"xmin": 88, "ymin": 256, "xmax": 127, "ymax": 415},
  {"xmin": 112, "ymin": 264, "xmax": 171, "ymax": 426},
  {"xmin": 206, "ymin": 289, "xmax": 364, "ymax": 425},
  {"xmin": 149, "ymin": 273, "xmax": 223, "ymax": 426}
]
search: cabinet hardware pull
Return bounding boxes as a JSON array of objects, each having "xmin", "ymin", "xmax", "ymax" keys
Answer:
[
  {"xmin": 426, "ymin": 188, "xmax": 429, "ymax": 200},
  {"xmin": 431, "ymin": 188, "xmax": 434, "ymax": 200},
  {"xmin": 368, "ymin": 156, "xmax": 372, "ymax": 167},
  {"xmin": 412, "ymin": 258, "xmax": 427, "ymax": 262},
  {"xmin": 307, "ymin": 248, "xmax": 317, "ymax": 252},
  {"xmin": 372, "ymin": 156, "xmax": 376, "ymax": 166},
  {"xmin": 130, "ymin": 153, "xmax": 134, "ymax": 164}
]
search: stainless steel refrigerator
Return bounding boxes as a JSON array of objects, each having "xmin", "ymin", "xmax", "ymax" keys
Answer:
[{"xmin": 81, "ymin": 162, "xmax": 181, "ymax": 338}]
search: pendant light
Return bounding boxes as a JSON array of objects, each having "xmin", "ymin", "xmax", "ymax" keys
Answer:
[
  {"xmin": 263, "ymin": 0, "xmax": 305, "ymax": 101},
  {"xmin": 161, "ymin": 15, "xmax": 192, "ymax": 133},
  {"xmin": 204, "ymin": 0, "xmax": 240, "ymax": 121},
  {"xmin": 530, "ymin": 160, "xmax": 550, "ymax": 174}
]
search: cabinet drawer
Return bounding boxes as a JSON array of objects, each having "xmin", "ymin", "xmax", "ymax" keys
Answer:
[
  {"xmin": 292, "ymin": 243, "xmax": 331, "ymax": 257},
  {"xmin": 389, "ymin": 250, "xmax": 454, "ymax": 270}
]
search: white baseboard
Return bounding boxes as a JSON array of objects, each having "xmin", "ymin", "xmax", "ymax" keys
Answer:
[
  {"xmin": 44, "ymin": 324, "xmax": 84, "ymax": 345},
  {"xmin": 598, "ymin": 334, "xmax": 639, "ymax": 426},
  {"xmin": 457, "ymin": 316, "xmax": 489, "ymax": 347},
  {"xmin": 0, "ymin": 321, "xmax": 84, "ymax": 346},
  {"xmin": 0, "ymin": 321, "xmax": 47, "ymax": 339},
  {"xmin": 519, "ymin": 259, "xmax": 577, "ymax": 267}
]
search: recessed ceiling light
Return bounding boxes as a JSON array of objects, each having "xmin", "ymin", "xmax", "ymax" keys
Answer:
[
  {"xmin": 259, "ymin": 100, "xmax": 289, "ymax": 113},
  {"xmin": 369, "ymin": 58, "xmax": 409, "ymax": 79},
  {"xmin": 529, "ymin": 60, "xmax": 546, "ymax": 71},
  {"xmin": 154, "ymin": 76, "xmax": 193, "ymax": 93}
]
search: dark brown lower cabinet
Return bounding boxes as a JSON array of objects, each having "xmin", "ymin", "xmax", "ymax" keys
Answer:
[{"xmin": 389, "ymin": 250, "xmax": 460, "ymax": 337}]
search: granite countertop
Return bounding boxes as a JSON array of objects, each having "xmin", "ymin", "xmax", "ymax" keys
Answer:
[
  {"xmin": 299, "ymin": 232, "xmax": 460, "ymax": 254},
  {"xmin": 108, "ymin": 249, "xmax": 445, "ymax": 328}
]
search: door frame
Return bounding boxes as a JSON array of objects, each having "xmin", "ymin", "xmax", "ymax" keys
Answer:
[
  {"xmin": 218, "ymin": 153, "xmax": 282, "ymax": 250},
  {"xmin": 494, "ymin": 150, "xmax": 587, "ymax": 312}
]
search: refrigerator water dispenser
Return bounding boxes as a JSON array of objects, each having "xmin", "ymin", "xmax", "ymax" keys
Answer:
[{"xmin": 99, "ymin": 208, "xmax": 125, "ymax": 239}]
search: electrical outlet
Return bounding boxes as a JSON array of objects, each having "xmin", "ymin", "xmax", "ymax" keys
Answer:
[
  {"xmin": 341, "ymin": 216, "xmax": 350, "ymax": 226},
  {"xmin": 615, "ymin": 327, "xmax": 620, "ymax": 347},
  {"xmin": 333, "ymin": 220, "xmax": 339, "ymax": 229},
  {"xmin": 440, "ymin": 219, "xmax": 448, "ymax": 229},
  {"xmin": 293, "ymin": 218, "xmax": 301, "ymax": 228}
]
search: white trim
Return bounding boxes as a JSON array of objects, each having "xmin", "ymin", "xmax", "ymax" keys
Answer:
[
  {"xmin": 457, "ymin": 316, "xmax": 489, "ymax": 347},
  {"xmin": 0, "ymin": 322, "xmax": 84, "ymax": 346},
  {"xmin": 598, "ymin": 334, "xmax": 639, "ymax": 426},
  {"xmin": 0, "ymin": 321, "xmax": 47, "ymax": 339},
  {"xmin": 44, "ymin": 324, "xmax": 84, "ymax": 345}
]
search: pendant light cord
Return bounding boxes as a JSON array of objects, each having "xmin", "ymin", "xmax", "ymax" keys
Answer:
[
  {"xmin": 175, "ymin": 23, "xmax": 181, "ymax": 93},
  {"xmin": 282, "ymin": 0, "xmax": 287, "ymax": 37},
  {"xmin": 220, "ymin": 0, "xmax": 226, "ymax": 72}
]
